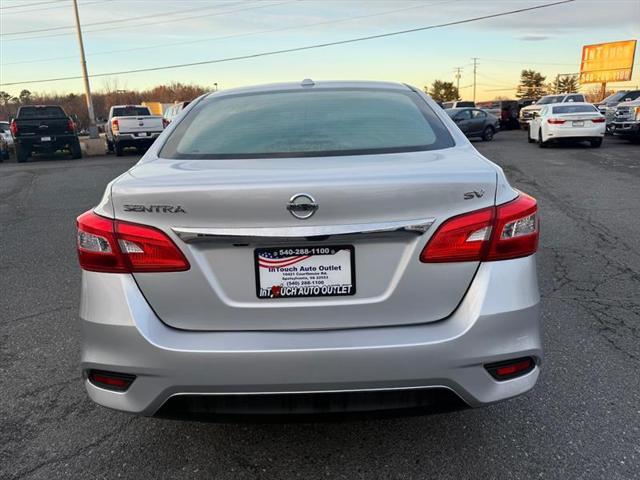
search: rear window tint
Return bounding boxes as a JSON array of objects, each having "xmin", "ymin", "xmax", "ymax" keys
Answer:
[
  {"xmin": 160, "ymin": 88, "xmax": 455, "ymax": 159},
  {"xmin": 113, "ymin": 107, "xmax": 151, "ymax": 117},
  {"xmin": 552, "ymin": 105, "xmax": 598, "ymax": 114},
  {"xmin": 18, "ymin": 106, "xmax": 65, "ymax": 118}
]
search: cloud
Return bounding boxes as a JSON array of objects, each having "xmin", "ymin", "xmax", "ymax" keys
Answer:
[{"xmin": 518, "ymin": 34, "xmax": 553, "ymax": 41}]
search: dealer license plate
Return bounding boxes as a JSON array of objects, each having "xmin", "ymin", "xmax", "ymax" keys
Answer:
[{"xmin": 255, "ymin": 245, "xmax": 355, "ymax": 299}]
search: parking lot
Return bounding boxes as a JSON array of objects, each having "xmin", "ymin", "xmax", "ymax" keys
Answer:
[{"xmin": 1, "ymin": 130, "xmax": 639, "ymax": 479}]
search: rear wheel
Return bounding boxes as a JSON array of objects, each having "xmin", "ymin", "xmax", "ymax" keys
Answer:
[
  {"xmin": 71, "ymin": 140, "xmax": 82, "ymax": 159},
  {"xmin": 481, "ymin": 126, "xmax": 494, "ymax": 141},
  {"xmin": 590, "ymin": 138, "xmax": 603, "ymax": 148},
  {"xmin": 115, "ymin": 142, "xmax": 124, "ymax": 157},
  {"xmin": 16, "ymin": 143, "xmax": 29, "ymax": 163},
  {"xmin": 538, "ymin": 129, "xmax": 547, "ymax": 148}
]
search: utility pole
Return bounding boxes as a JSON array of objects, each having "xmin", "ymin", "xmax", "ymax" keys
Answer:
[
  {"xmin": 72, "ymin": 0, "xmax": 97, "ymax": 138},
  {"xmin": 454, "ymin": 67, "xmax": 462, "ymax": 100},
  {"xmin": 471, "ymin": 57, "xmax": 479, "ymax": 103}
]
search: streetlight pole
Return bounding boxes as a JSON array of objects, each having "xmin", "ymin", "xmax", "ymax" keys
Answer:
[{"xmin": 72, "ymin": 0, "xmax": 97, "ymax": 138}]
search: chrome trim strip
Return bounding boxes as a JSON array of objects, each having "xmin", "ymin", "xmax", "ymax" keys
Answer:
[
  {"xmin": 159, "ymin": 384, "xmax": 460, "ymax": 397},
  {"xmin": 172, "ymin": 218, "xmax": 434, "ymax": 243}
]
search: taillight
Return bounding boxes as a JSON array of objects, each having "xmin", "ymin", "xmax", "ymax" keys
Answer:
[
  {"xmin": 10, "ymin": 119, "xmax": 18, "ymax": 136},
  {"xmin": 68, "ymin": 119, "xmax": 76, "ymax": 132},
  {"xmin": 76, "ymin": 210, "xmax": 189, "ymax": 273},
  {"xmin": 591, "ymin": 117, "xmax": 605, "ymax": 123},
  {"xmin": 421, "ymin": 194, "xmax": 538, "ymax": 263},
  {"xmin": 111, "ymin": 118, "xmax": 119, "ymax": 132},
  {"xmin": 486, "ymin": 193, "xmax": 538, "ymax": 261},
  {"xmin": 419, "ymin": 207, "xmax": 493, "ymax": 263},
  {"xmin": 547, "ymin": 118, "xmax": 565, "ymax": 124}
]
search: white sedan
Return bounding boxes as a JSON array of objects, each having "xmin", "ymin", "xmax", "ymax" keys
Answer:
[{"xmin": 528, "ymin": 102, "xmax": 606, "ymax": 148}]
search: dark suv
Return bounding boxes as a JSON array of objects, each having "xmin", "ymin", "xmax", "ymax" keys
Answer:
[{"xmin": 10, "ymin": 105, "xmax": 81, "ymax": 163}]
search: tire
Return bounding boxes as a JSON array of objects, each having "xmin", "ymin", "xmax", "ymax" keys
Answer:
[
  {"xmin": 115, "ymin": 142, "xmax": 124, "ymax": 157},
  {"xmin": 481, "ymin": 126, "xmax": 494, "ymax": 141},
  {"xmin": 538, "ymin": 129, "xmax": 547, "ymax": 148},
  {"xmin": 71, "ymin": 140, "xmax": 82, "ymax": 159},
  {"xmin": 590, "ymin": 138, "xmax": 603, "ymax": 148},
  {"xmin": 527, "ymin": 126, "xmax": 535, "ymax": 143},
  {"xmin": 15, "ymin": 143, "xmax": 29, "ymax": 163}
]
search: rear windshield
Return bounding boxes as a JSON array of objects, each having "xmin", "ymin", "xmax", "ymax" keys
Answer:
[
  {"xmin": 552, "ymin": 105, "xmax": 598, "ymax": 114},
  {"xmin": 160, "ymin": 89, "xmax": 454, "ymax": 159},
  {"xmin": 537, "ymin": 95, "xmax": 565, "ymax": 105},
  {"xmin": 112, "ymin": 107, "xmax": 151, "ymax": 117},
  {"xmin": 18, "ymin": 106, "xmax": 66, "ymax": 118}
]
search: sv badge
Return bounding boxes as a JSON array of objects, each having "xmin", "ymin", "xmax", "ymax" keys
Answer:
[{"xmin": 464, "ymin": 189, "xmax": 485, "ymax": 200}]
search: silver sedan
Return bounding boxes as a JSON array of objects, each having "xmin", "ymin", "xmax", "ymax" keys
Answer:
[{"xmin": 77, "ymin": 80, "xmax": 541, "ymax": 420}]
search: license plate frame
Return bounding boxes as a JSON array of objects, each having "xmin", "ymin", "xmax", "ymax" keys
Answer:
[{"xmin": 254, "ymin": 245, "xmax": 356, "ymax": 299}]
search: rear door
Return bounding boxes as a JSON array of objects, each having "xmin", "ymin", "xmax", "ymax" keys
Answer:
[{"xmin": 111, "ymin": 86, "xmax": 500, "ymax": 331}]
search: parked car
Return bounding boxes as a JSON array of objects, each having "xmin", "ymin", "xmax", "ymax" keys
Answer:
[
  {"xmin": 0, "ymin": 121, "xmax": 12, "ymax": 160},
  {"xmin": 10, "ymin": 105, "xmax": 81, "ymax": 163},
  {"xmin": 76, "ymin": 80, "xmax": 541, "ymax": 419},
  {"xmin": 441, "ymin": 100, "xmax": 475, "ymax": 109},
  {"xmin": 519, "ymin": 93, "xmax": 586, "ymax": 129},
  {"xmin": 527, "ymin": 102, "xmax": 605, "ymax": 148},
  {"xmin": 163, "ymin": 101, "xmax": 191, "ymax": 124},
  {"xmin": 445, "ymin": 107, "xmax": 499, "ymax": 140},
  {"xmin": 610, "ymin": 98, "xmax": 640, "ymax": 143},
  {"xmin": 105, "ymin": 105, "xmax": 165, "ymax": 156},
  {"xmin": 0, "ymin": 120, "xmax": 14, "ymax": 147},
  {"xmin": 594, "ymin": 90, "xmax": 640, "ymax": 131},
  {"xmin": 477, "ymin": 100, "xmax": 520, "ymax": 130}
]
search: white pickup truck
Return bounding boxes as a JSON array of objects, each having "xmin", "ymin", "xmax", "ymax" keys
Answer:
[{"xmin": 105, "ymin": 105, "xmax": 165, "ymax": 156}]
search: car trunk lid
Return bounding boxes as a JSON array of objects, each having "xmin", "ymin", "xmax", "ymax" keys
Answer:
[{"xmin": 111, "ymin": 147, "xmax": 498, "ymax": 331}]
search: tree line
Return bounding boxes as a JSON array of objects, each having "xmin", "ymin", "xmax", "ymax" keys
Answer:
[
  {"xmin": 425, "ymin": 70, "xmax": 581, "ymax": 103},
  {"xmin": 0, "ymin": 82, "xmax": 212, "ymax": 127}
]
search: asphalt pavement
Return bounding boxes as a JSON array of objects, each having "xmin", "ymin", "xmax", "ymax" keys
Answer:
[{"xmin": 1, "ymin": 132, "xmax": 639, "ymax": 479}]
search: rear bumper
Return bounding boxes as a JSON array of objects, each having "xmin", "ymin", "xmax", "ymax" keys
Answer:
[
  {"xmin": 546, "ymin": 124, "xmax": 605, "ymax": 140},
  {"xmin": 16, "ymin": 135, "xmax": 77, "ymax": 150},
  {"xmin": 114, "ymin": 133, "xmax": 161, "ymax": 148},
  {"xmin": 80, "ymin": 255, "xmax": 542, "ymax": 417},
  {"xmin": 611, "ymin": 121, "xmax": 640, "ymax": 136}
]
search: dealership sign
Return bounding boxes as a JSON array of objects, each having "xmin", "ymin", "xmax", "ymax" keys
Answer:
[{"xmin": 580, "ymin": 40, "xmax": 637, "ymax": 84}]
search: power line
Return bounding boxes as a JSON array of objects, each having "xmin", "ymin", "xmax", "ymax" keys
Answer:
[
  {"xmin": 2, "ymin": 0, "xmax": 292, "ymax": 41},
  {"xmin": 479, "ymin": 57, "xmax": 576, "ymax": 66},
  {"xmin": 0, "ymin": 0, "xmax": 66, "ymax": 10},
  {"xmin": 1, "ymin": 2, "xmax": 245, "ymax": 36},
  {"xmin": 0, "ymin": 0, "xmax": 576, "ymax": 87},
  {"xmin": 0, "ymin": 0, "xmax": 109, "ymax": 15},
  {"xmin": 1, "ymin": 0, "xmax": 451, "ymax": 66}
]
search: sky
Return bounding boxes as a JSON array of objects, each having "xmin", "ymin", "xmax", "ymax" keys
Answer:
[{"xmin": 1, "ymin": 0, "xmax": 639, "ymax": 101}]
